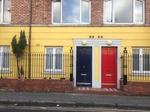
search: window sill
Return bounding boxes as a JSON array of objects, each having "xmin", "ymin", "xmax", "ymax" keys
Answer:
[
  {"xmin": 0, "ymin": 23, "xmax": 11, "ymax": 25},
  {"xmin": 132, "ymin": 71, "xmax": 150, "ymax": 74},
  {"xmin": 0, "ymin": 70, "xmax": 11, "ymax": 74},
  {"xmin": 51, "ymin": 23, "xmax": 91, "ymax": 26},
  {"xmin": 0, "ymin": 24, "xmax": 148, "ymax": 27},
  {"xmin": 103, "ymin": 23, "xmax": 145, "ymax": 27},
  {"xmin": 44, "ymin": 70, "xmax": 63, "ymax": 74}
]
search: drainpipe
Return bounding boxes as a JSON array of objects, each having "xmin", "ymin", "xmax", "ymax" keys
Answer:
[
  {"xmin": 70, "ymin": 47, "xmax": 73, "ymax": 81},
  {"xmin": 123, "ymin": 47, "xmax": 128, "ymax": 85},
  {"xmin": 28, "ymin": 0, "xmax": 33, "ymax": 79}
]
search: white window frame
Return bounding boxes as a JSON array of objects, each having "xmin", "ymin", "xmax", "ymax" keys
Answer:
[
  {"xmin": 103, "ymin": 0, "xmax": 145, "ymax": 25},
  {"xmin": 0, "ymin": 47, "xmax": 9, "ymax": 71},
  {"xmin": 132, "ymin": 48, "xmax": 150, "ymax": 74},
  {"xmin": 45, "ymin": 47, "xmax": 63, "ymax": 73},
  {"xmin": 52, "ymin": 0, "xmax": 91, "ymax": 25},
  {"xmin": 0, "ymin": 0, "xmax": 11, "ymax": 24}
]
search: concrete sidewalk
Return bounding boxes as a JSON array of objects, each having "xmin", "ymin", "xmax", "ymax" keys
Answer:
[{"xmin": 0, "ymin": 92, "xmax": 149, "ymax": 110}]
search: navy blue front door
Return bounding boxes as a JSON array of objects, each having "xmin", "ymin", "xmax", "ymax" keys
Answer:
[{"xmin": 76, "ymin": 47, "xmax": 92, "ymax": 87}]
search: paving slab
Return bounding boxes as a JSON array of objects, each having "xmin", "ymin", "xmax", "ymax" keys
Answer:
[{"xmin": 0, "ymin": 92, "xmax": 149, "ymax": 110}]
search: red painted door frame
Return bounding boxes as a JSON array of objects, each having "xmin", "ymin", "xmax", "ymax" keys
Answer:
[{"xmin": 101, "ymin": 47, "xmax": 117, "ymax": 88}]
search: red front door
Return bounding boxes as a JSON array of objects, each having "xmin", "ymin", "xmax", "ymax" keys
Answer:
[{"xmin": 102, "ymin": 47, "xmax": 117, "ymax": 88}]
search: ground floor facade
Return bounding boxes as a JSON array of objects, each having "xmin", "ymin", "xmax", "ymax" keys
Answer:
[{"xmin": 0, "ymin": 26, "xmax": 150, "ymax": 89}]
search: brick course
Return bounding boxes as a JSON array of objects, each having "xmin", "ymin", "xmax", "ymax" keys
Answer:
[
  {"xmin": 124, "ymin": 82, "xmax": 150, "ymax": 96},
  {"xmin": 11, "ymin": 0, "xmax": 150, "ymax": 25},
  {"xmin": 0, "ymin": 79, "xmax": 73, "ymax": 92},
  {"xmin": 11, "ymin": 0, "xmax": 30, "ymax": 24},
  {"xmin": 91, "ymin": 0, "xmax": 103, "ymax": 25},
  {"xmin": 145, "ymin": 0, "xmax": 150, "ymax": 25},
  {"xmin": 11, "ymin": 0, "xmax": 51, "ymax": 25},
  {"xmin": 32, "ymin": 0, "xmax": 51, "ymax": 24}
]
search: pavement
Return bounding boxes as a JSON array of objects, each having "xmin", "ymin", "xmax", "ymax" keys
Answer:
[{"xmin": 0, "ymin": 92, "xmax": 149, "ymax": 110}]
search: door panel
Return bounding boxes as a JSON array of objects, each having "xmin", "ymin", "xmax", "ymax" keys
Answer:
[
  {"xmin": 76, "ymin": 47, "xmax": 92, "ymax": 87},
  {"xmin": 102, "ymin": 47, "xmax": 117, "ymax": 88}
]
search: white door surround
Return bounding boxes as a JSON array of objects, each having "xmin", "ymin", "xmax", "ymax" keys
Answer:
[{"xmin": 73, "ymin": 39, "xmax": 121, "ymax": 89}]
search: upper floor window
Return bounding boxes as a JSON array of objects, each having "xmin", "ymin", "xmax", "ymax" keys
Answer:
[
  {"xmin": 52, "ymin": 0, "xmax": 91, "ymax": 24},
  {"xmin": 104, "ymin": 0, "xmax": 144, "ymax": 24},
  {"xmin": 0, "ymin": 0, "xmax": 11, "ymax": 23}
]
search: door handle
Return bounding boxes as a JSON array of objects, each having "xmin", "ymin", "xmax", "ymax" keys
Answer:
[
  {"xmin": 81, "ymin": 73, "xmax": 87, "ymax": 76},
  {"xmin": 105, "ymin": 74, "xmax": 112, "ymax": 77},
  {"xmin": 82, "ymin": 65, "xmax": 86, "ymax": 69}
]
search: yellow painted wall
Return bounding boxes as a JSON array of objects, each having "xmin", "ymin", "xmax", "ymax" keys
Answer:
[
  {"xmin": 0, "ymin": 26, "xmax": 150, "ymax": 81},
  {"xmin": 1, "ymin": 27, "xmax": 150, "ymax": 52},
  {"xmin": 94, "ymin": 47, "xmax": 99, "ymax": 82}
]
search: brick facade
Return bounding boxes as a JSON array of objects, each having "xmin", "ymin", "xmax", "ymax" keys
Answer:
[
  {"xmin": 146, "ymin": 0, "xmax": 150, "ymax": 25},
  {"xmin": 11, "ymin": 0, "xmax": 30, "ymax": 24},
  {"xmin": 124, "ymin": 82, "xmax": 150, "ymax": 96},
  {"xmin": 11, "ymin": 0, "xmax": 51, "ymax": 25},
  {"xmin": 91, "ymin": 0, "xmax": 103, "ymax": 25},
  {"xmin": 32, "ymin": 0, "xmax": 51, "ymax": 24},
  {"xmin": 0, "ymin": 79, "xmax": 73, "ymax": 92},
  {"xmin": 11, "ymin": 0, "xmax": 150, "ymax": 25}
]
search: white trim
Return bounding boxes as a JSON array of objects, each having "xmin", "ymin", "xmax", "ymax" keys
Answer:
[
  {"xmin": 99, "ymin": 47, "xmax": 102, "ymax": 88},
  {"xmin": 73, "ymin": 39, "xmax": 121, "ymax": 89},
  {"xmin": 80, "ymin": 0, "xmax": 81, "ymax": 24},
  {"xmin": 73, "ymin": 45, "xmax": 76, "ymax": 87},
  {"xmin": 103, "ymin": 0, "xmax": 145, "ymax": 25},
  {"xmin": 117, "ymin": 46, "xmax": 121, "ymax": 89},
  {"xmin": 92, "ymin": 46, "xmax": 94, "ymax": 88},
  {"xmin": 0, "ymin": 47, "xmax": 2, "ymax": 69},
  {"xmin": 132, "ymin": 71, "xmax": 150, "ymax": 74},
  {"xmin": 51, "ymin": 0, "xmax": 91, "ymax": 24}
]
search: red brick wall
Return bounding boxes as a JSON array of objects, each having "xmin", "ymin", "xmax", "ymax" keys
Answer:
[
  {"xmin": 11, "ymin": 0, "xmax": 51, "ymax": 25},
  {"xmin": 32, "ymin": 0, "xmax": 51, "ymax": 24},
  {"xmin": 124, "ymin": 82, "xmax": 150, "ymax": 96},
  {"xmin": 145, "ymin": 0, "xmax": 150, "ymax": 25},
  {"xmin": 91, "ymin": 0, "xmax": 103, "ymax": 25},
  {"xmin": 0, "ymin": 79, "xmax": 73, "ymax": 92},
  {"xmin": 10, "ymin": 0, "xmax": 150, "ymax": 25},
  {"xmin": 11, "ymin": 0, "xmax": 30, "ymax": 24}
]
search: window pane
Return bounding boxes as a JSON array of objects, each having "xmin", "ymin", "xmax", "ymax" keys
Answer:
[
  {"xmin": 143, "ymin": 54, "xmax": 150, "ymax": 71},
  {"xmin": 133, "ymin": 49, "xmax": 139, "ymax": 71},
  {"xmin": 0, "ymin": 47, "xmax": 9, "ymax": 69},
  {"xmin": 81, "ymin": 0, "xmax": 90, "ymax": 23},
  {"xmin": 55, "ymin": 48, "xmax": 62, "ymax": 69},
  {"xmin": 135, "ymin": 0, "xmax": 143, "ymax": 23},
  {"xmin": 46, "ymin": 48, "xmax": 53, "ymax": 70},
  {"xmin": 0, "ymin": 0, "xmax": 2, "ymax": 22},
  {"xmin": 3, "ymin": 0, "xmax": 11, "ymax": 23},
  {"xmin": 0, "ymin": 47, "xmax": 2, "ymax": 68},
  {"xmin": 62, "ymin": 0, "xmax": 80, "ymax": 23},
  {"xmin": 2, "ymin": 47, "xmax": 9, "ymax": 69},
  {"xmin": 53, "ymin": 0, "xmax": 61, "ymax": 23},
  {"xmin": 104, "ymin": 0, "xmax": 112, "ymax": 23},
  {"xmin": 143, "ymin": 49, "xmax": 150, "ymax": 71},
  {"xmin": 115, "ymin": 0, "xmax": 133, "ymax": 23}
]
